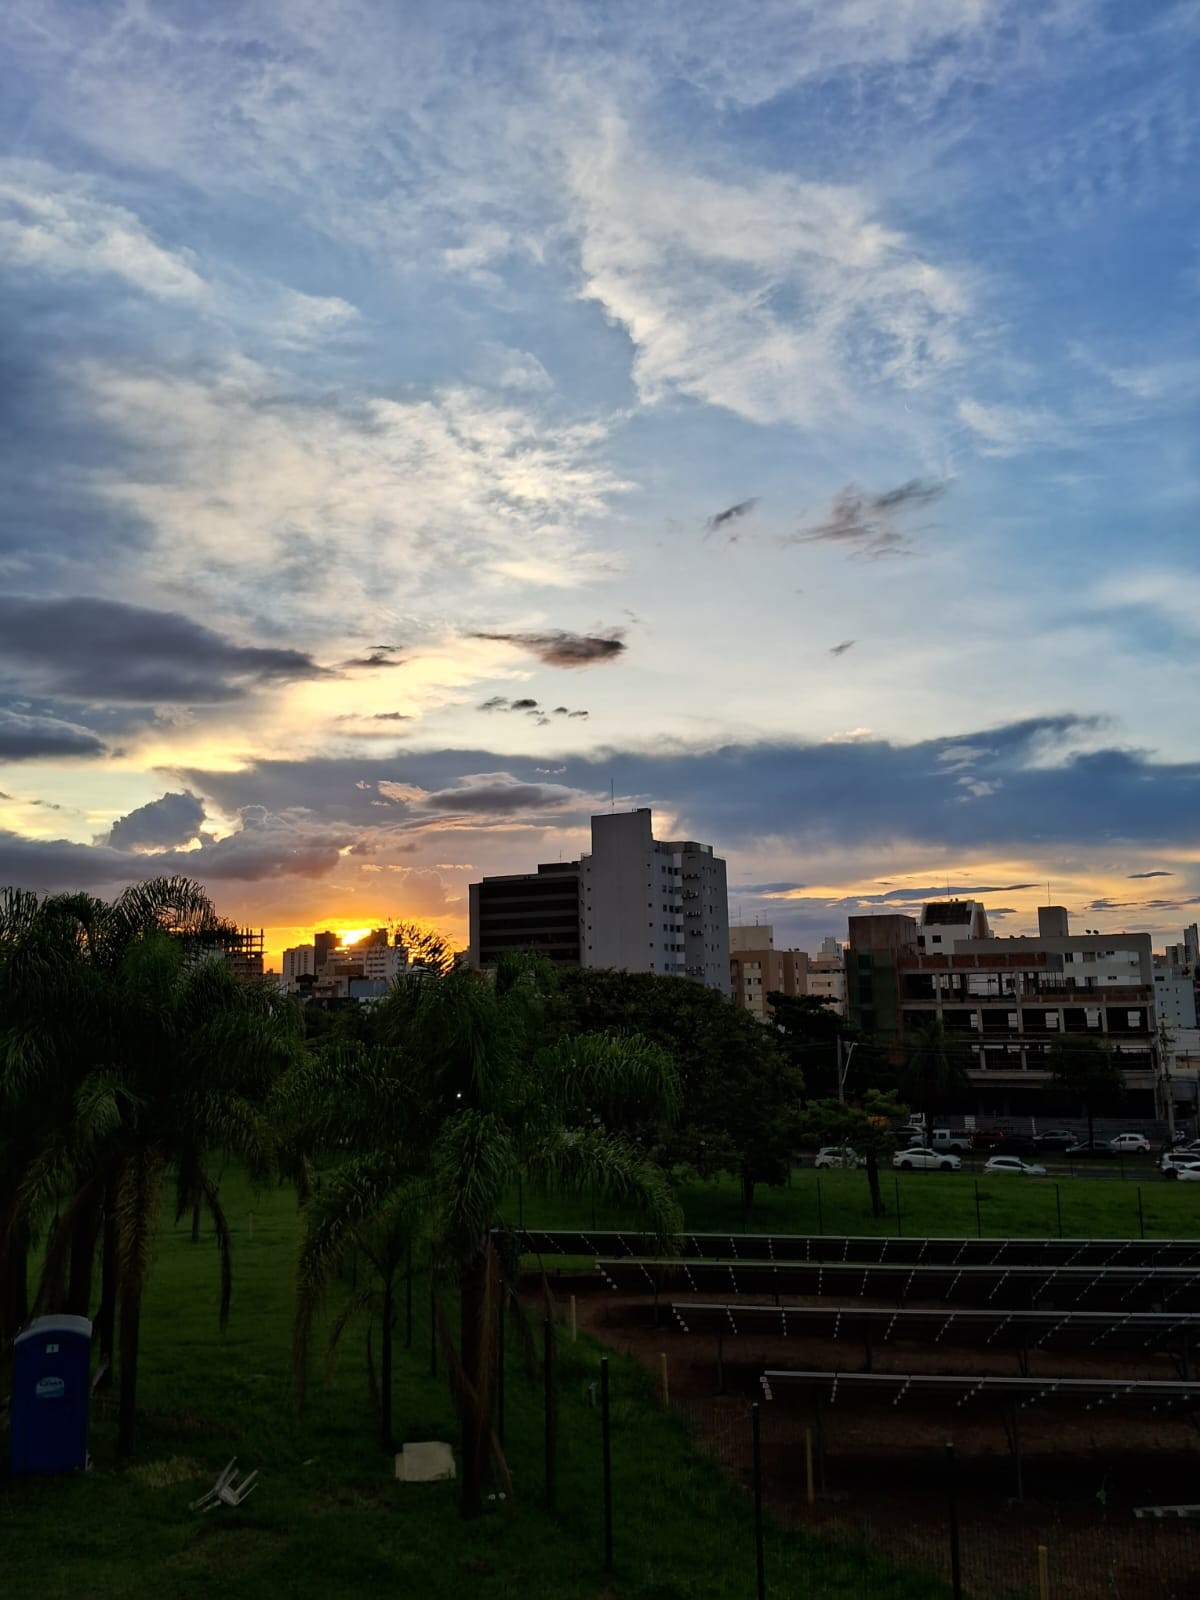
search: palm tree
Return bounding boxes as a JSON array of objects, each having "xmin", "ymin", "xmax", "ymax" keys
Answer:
[
  {"xmin": 899, "ymin": 1018, "xmax": 973, "ymax": 1137},
  {"xmin": 288, "ymin": 957, "xmax": 682, "ymax": 1517},
  {"xmin": 2, "ymin": 875, "xmax": 301, "ymax": 1453}
]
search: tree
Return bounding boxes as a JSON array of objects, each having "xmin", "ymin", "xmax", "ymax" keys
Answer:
[
  {"xmin": 550, "ymin": 969, "xmax": 803, "ymax": 1213},
  {"xmin": 1045, "ymin": 1035, "xmax": 1125, "ymax": 1145},
  {"xmin": 1, "ymin": 876, "xmax": 301, "ymax": 1453},
  {"xmin": 286, "ymin": 958, "xmax": 682, "ymax": 1519},
  {"xmin": 898, "ymin": 1019, "xmax": 973, "ymax": 1134},
  {"xmin": 799, "ymin": 1091, "xmax": 906, "ymax": 1217}
]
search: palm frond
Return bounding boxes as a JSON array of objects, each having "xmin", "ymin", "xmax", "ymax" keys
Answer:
[
  {"xmin": 535, "ymin": 1030, "xmax": 682, "ymax": 1126},
  {"xmin": 522, "ymin": 1126, "xmax": 682, "ymax": 1249},
  {"xmin": 431, "ymin": 1110, "xmax": 516, "ymax": 1261}
]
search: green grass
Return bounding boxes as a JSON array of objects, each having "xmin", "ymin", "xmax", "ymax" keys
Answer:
[
  {"xmin": 515, "ymin": 1166, "xmax": 1200, "ymax": 1244},
  {"xmin": 3, "ymin": 1169, "xmax": 948, "ymax": 1600}
]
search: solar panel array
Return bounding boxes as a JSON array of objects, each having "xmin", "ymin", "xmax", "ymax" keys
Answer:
[
  {"xmin": 759, "ymin": 1369, "xmax": 1200, "ymax": 1415},
  {"xmin": 596, "ymin": 1256, "xmax": 1200, "ymax": 1312},
  {"xmin": 670, "ymin": 1302, "xmax": 1199, "ymax": 1355},
  {"xmin": 517, "ymin": 1228, "xmax": 1200, "ymax": 1270}
]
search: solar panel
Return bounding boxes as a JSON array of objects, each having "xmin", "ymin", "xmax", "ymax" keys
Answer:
[
  {"xmin": 759, "ymin": 1369, "xmax": 1200, "ymax": 1414},
  {"xmin": 595, "ymin": 1257, "xmax": 1200, "ymax": 1312},
  {"xmin": 516, "ymin": 1229, "xmax": 1200, "ymax": 1270},
  {"xmin": 670, "ymin": 1302, "xmax": 1200, "ymax": 1354}
]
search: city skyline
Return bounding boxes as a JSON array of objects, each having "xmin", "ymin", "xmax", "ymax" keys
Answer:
[{"xmin": 2, "ymin": 4, "xmax": 1199, "ymax": 961}]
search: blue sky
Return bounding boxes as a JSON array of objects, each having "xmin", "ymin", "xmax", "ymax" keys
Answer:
[{"xmin": 1, "ymin": 0, "xmax": 1198, "ymax": 958}]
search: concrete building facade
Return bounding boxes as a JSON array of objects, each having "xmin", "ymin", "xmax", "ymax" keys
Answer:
[
  {"xmin": 282, "ymin": 943, "xmax": 316, "ymax": 993},
  {"xmin": 468, "ymin": 809, "xmax": 731, "ymax": 996},
  {"xmin": 467, "ymin": 863, "xmax": 582, "ymax": 969},
  {"xmin": 729, "ymin": 924, "xmax": 809, "ymax": 1019},
  {"xmin": 581, "ymin": 810, "xmax": 730, "ymax": 995}
]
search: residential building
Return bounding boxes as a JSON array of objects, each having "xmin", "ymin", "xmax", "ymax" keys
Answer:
[
  {"xmin": 314, "ymin": 930, "xmax": 337, "ymax": 971},
  {"xmin": 845, "ymin": 913, "xmax": 920, "ymax": 1043},
  {"xmin": 890, "ymin": 904, "xmax": 1159, "ymax": 1116},
  {"xmin": 362, "ymin": 943, "xmax": 408, "ymax": 984},
  {"xmin": 282, "ymin": 943, "xmax": 316, "ymax": 993},
  {"xmin": 468, "ymin": 862, "xmax": 582, "ymax": 968},
  {"xmin": 807, "ymin": 935, "xmax": 846, "ymax": 1015},
  {"xmin": 468, "ymin": 809, "xmax": 731, "ymax": 995},
  {"xmin": 581, "ymin": 810, "xmax": 730, "ymax": 995},
  {"xmin": 729, "ymin": 925, "xmax": 809, "ymax": 1020}
]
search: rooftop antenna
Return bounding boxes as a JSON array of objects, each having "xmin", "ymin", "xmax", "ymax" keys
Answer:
[{"xmin": 610, "ymin": 777, "xmax": 615, "ymax": 813}]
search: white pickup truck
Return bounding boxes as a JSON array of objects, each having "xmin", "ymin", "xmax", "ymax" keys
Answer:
[{"xmin": 906, "ymin": 1127, "xmax": 973, "ymax": 1155}]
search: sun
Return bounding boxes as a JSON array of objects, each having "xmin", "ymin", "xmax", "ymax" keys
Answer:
[{"xmin": 336, "ymin": 927, "xmax": 373, "ymax": 947}]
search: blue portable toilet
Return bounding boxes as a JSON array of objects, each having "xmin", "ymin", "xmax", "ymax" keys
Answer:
[{"xmin": 9, "ymin": 1314, "xmax": 92, "ymax": 1475}]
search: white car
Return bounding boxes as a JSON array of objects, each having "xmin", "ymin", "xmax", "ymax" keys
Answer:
[
  {"xmin": 983, "ymin": 1155, "xmax": 1048, "ymax": 1176},
  {"xmin": 1161, "ymin": 1155, "xmax": 1200, "ymax": 1181},
  {"xmin": 1110, "ymin": 1133, "xmax": 1152, "ymax": 1154},
  {"xmin": 893, "ymin": 1148, "xmax": 961, "ymax": 1172},
  {"xmin": 814, "ymin": 1146, "xmax": 860, "ymax": 1170}
]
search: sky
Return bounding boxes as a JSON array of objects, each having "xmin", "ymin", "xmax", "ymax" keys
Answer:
[{"xmin": 2, "ymin": 0, "xmax": 1199, "ymax": 965}]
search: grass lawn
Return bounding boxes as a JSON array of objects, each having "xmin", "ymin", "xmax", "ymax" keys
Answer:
[
  {"xmin": 3, "ymin": 1167, "xmax": 949, "ymax": 1600},
  {"xmin": 514, "ymin": 1166, "xmax": 1200, "ymax": 1244}
]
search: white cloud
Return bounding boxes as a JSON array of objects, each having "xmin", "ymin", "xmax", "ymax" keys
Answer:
[
  {"xmin": 76, "ymin": 356, "xmax": 628, "ymax": 630},
  {"xmin": 568, "ymin": 117, "xmax": 971, "ymax": 429},
  {"xmin": 956, "ymin": 397, "xmax": 1057, "ymax": 455},
  {"xmin": 0, "ymin": 161, "xmax": 206, "ymax": 300}
]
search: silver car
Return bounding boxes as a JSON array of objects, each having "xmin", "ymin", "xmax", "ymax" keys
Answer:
[
  {"xmin": 984, "ymin": 1155, "xmax": 1048, "ymax": 1176},
  {"xmin": 893, "ymin": 1148, "xmax": 962, "ymax": 1172},
  {"xmin": 814, "ymin": 1146, "xmax": 860, "ymax": 1170}
]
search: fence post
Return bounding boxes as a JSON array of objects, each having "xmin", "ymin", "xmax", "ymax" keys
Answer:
[
  {"xmin": 404, "ymin": 1240, "xmax": 413, "ymax": 1350},
  {"xmin": 894, "ymin": 1175, "xmax": 903, "ymax": 1238},
  {"xmin": 1138, "ymin": 1186, "xmax": 1145, "ymax": 1240},
  {"xmin": 570, "ymin": 1293, "xmax": 578, "ymax": 1344},
  {"xmin": 497, "ymin": 1288, "xmax": 505, "ymax": 1449},
  {"xmin": 600, "ymin": 1357, "xmax": 613, "ymax": 1572},
  {"xmin": 752, "ymin": 1402, "xmax": 766, "ymax": 1600},
  {"xmin": 1037, "ymin": 1543, "xmax": 1049, "ymax": 1599},
  {"xmin": 659, "ymin": 1352, "xmax": 669, "ymax": 1407},
  {"xmin": 804, "ymin": 1426, "xmax": 815, "ymax": 1506},
  {"xmin": 946, "ymin": 1442, "xmax": 962, "ymax": 1598},
  {"xmin": 1055, "ymin": 1184, "xmax": 1063, "ymax": 1240},
  {"xmin": 544, "ymin": 1315, "xmax": 557, "ymax": 1513},
  {"xmin": 430, "ymin": 1275, "xmax": 438, "ymax": 1379},
  {"xmin": 974, "ymin": 1180, "xmax": 982, "ymax": 1239},
  {"xmin": 816, "ymin": 1170, "xmax": 824, "ymax": 1236}
]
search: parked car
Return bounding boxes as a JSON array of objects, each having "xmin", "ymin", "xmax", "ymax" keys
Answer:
[
  {"xmin": 983, "ymin": 1155, "xmax": 1048, "ymax": 1176},
  {"xmin": 994, "ymin": 1134, "xmax": 1037, "ymax": 1156},
  {"xmin": 1034, "ymin": 1129, "xmax": 1078, "ymax": 1152},
  {"xmin": 1109, "ymin": 1133, "xmax": 1152, "ymax": 1154},
  {"xmin": 1161, "ymin": 1155, "xmax": 1200, "ymax": 1180},
  {"xmin": 893, "ymin": 1148, "xmax": 962, "ymax": 1172},
  {"xmin": 971, "ymin": 1128, "xmax": 1006, "ymax": 1149},
  {"xmin": 814, "ymin": 1146, "xmax": 860, "ymax": 1170},
  {"xmin": 1067, "ymin": 1139, "xmax": 1115, "ymax": 1159}
]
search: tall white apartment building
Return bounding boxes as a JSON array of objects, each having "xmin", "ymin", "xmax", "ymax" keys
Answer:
[
  {"xmin": 580, "ymin": 809, "xmax": 731, "ymax": 996},
  {"xmin": 281, "ymin": 943, "xmax": 316, "ymax": 992},
  {"xmin": 363, "ymin": 943, "xmax": 408, "ymax": 984}
]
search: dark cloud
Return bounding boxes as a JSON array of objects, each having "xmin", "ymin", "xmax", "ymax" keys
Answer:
[
  {"xmin": 469, "ymin": 630, "xmax": 625, "ymax": 667},
  {"xmin": 341, "ymin": 652, "xmax": 408, "ymax": 668},
  {"xmin": 0, "ymin": 707, "xmax": 107, "ymax": 760},
  {"xmin": 479, "ymin": 695, "xmax": 588, "ymax": 721},
  {"xmin": 703, "ymin": 498, "xmax": 758, "ymax": 540},
  {"xmin": 829, "ymin": 640, "xmax": 856, "ymax": 656},
  {"xmin": 791, "ymin": 478, "xmax": 946, "ymax": 559},
  {"xmin": 1128, "ymin": 870, "xmax": 1173, "ymax": 879},
  {"xmin": 108, "ymin": 790, "xmax": 207, "ymax": 851},
  {"xmin": 733, "ymin": 882, "xmax": 807, "ymax": 894},
  {"xmin": 0, "ymin": 597, "xmax": 325, "ymax": 703},
  {"xmin": 0, "ymin": 805, "xmax": 354, "ymax": 893},
  {"xmin": 372, "ymin": 712, "xmax": 411, "ymax": 721},
  {"xmin": 419, "ymin": 777, "xmax": 588, "ymax": 815}
]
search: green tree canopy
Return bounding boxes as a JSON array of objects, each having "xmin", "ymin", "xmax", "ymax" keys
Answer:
[{"xmin": 550, "ymin": 968, "xmax": 803, "ymax": 1211}]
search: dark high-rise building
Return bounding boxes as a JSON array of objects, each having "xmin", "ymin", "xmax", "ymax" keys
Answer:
[
  {"xmin": 468, "ymin": 862, "xmax": 581, "ymax": 968},
  {"xmin": 314, "ymin": 929, "xmax": 337, "ymax": 971}
]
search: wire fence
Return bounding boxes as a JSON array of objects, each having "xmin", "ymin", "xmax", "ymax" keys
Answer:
[{"xmin": 676, "ymin": 1389, "xmax": 1200, "ymax": 1598}]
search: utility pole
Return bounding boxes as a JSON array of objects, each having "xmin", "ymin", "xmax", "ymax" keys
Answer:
[{"xmin": 837, "ymin": 1036, "xmax": 857, "ymax": 1103}]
